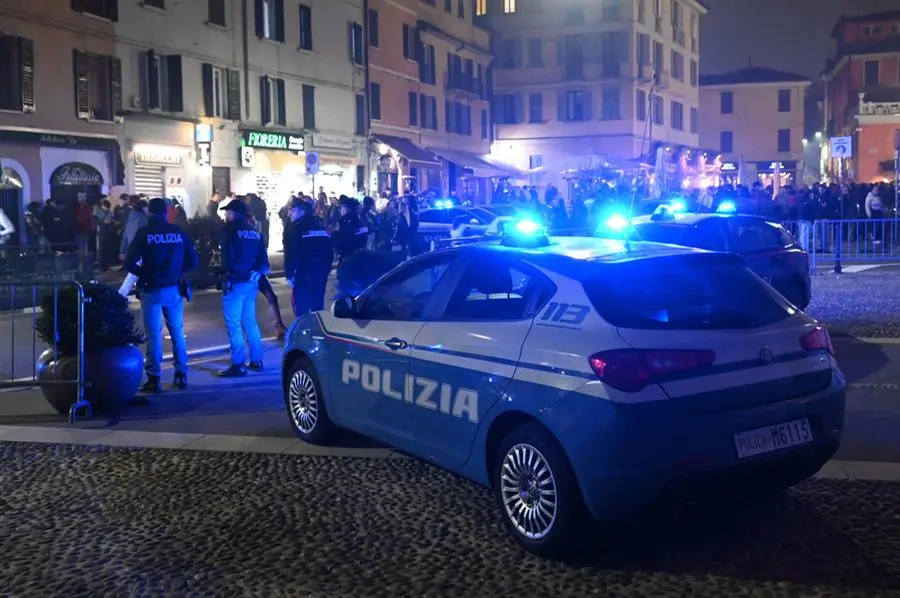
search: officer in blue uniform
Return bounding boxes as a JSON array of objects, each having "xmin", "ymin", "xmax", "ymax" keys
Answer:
[
  {"xmin": 284, "ymin": 196, "xmax": 333, "ymax": 316},
  {"xmin": 125, "ymin": 197, "xmax": 199, "ymax": 394},
  {"xmin": 218, "ymin": 198, "xmax": 270, "ymax": 377}
]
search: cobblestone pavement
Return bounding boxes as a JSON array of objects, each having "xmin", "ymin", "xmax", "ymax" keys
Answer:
[
  {"xmin": 808, "ymin": 273, "xmax": 900, "ymax": 338},
  {"xmin": 1, "ymin": 443, "xmax": 900, "ymax": 598}
]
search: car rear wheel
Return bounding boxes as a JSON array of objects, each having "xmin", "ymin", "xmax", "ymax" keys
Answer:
[
  {"xmin": 781, "ymin": 280, "xmax": 809, "ymax": 309},
  {"xmin": 284, "ymin": 357, "xmax": 335, "ymax": 445},
  {"xmin": 493, "ymin": 423, "xmax": 589, "ymax": 558}
]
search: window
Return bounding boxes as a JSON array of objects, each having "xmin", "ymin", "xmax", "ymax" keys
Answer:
[
  {"xmin": 529, "ymin": 155, "xmax": 543, "ymax": 186},
  {"xmin": 498, "ymin": 39, "xmax": 521, "ymax": 69},
  {"xmin": 495, "ymin": 94, "xmax": 519, "ymax": 124},
  {"xmin": 208, "ymin": 0, "xmax": 227, "ymax": 26},
  {"xmin": 355, "ymin": 93, "xmax": 366, "ymax": 135},
  {"xmin": 689, "ymin": 59, "xmax": 697, "ymax": 86},
  {"xmin": 726, "ymin": 219, "xmax": 783, "ymax": 253},
  {"xmin": 481, "ymin": 109, "xmax": 488, "ymax": 139},
  {"xmin": 476, "ymin": 0, "xmax": 486, "ymax": 16},
  {"xmin": 71, "ymin": 0, "xmax": 118, "ymax": 21},
  {"xmin": 777, "ymin": 128, "xmax": 790, "ymax": 152},
  {"xmin": 671, "ymin": 51, "xmax": 684, "ymax": 81},
  {"xmin": 302, "ymin": 83, "xmax": 315, "ymax": 128},
  {"xmin": 444, "ymin": 0, "xmax": 452, "ymax": 11},
  {"xmin": 503, "ymin": 0, "xmax": 515, "ymax": 13},
  {"xmin": 73, "ymin": 50, "xmax": 122, "ymax": 122},
  {"xmin": 720, "ymin": 91, "xmax": 732, "ymax": 114},
  {"xmin": 527, "ymin": 37, "xmax": 542, "ymax": 67},
  {"xmin": 636, "ymin": 33, "xmax": 650, "ymax": 67},
  {"xmin": 601, "ymin": 87, "xmax": 620, "ymax": 120},
  {"xmin": 349, "ymin": 22, "xmax": 364, "ymax": 65},
  {"xmin": 651, "ymin": 94, "xmax": 663, "ymax": 125},
  {"xmin": 408, "ymin": 91, "xmax": 418, "ymax": 125},
  {"xmin": 357, "ymin": 256, "xmax": 458, "ymax": 320},
  {"xmin": 777, "ymin": 89, "xmax": 791, "ymax": 112},
  {"xmin": 864, "ymin": 60, "xmax": 879, "ymax": 86},
  {"xmin": 419, "ymin": 43, "xmax": 437, "ymax": 84},
  {"xmin": 652, "ymin": 41, "xmax": 663, "ymax": 72},
  {"xmin": 442, "ymin": 262, "xmax": 550, "ymax": 321},
  {"xmin": 689, "ymin": 106, "xmax": 697, "ymax": 133},
  {"xmin": 560, "ymin": 90, "xmax": 589, "ymax": 122},
  {"xmin": 255, "ymin": 0, "xmax": 284, "ymax": 42},
  {"xmin": 259, "ymin": 75, "xmax": 286, "ymax": 126},
  {"xmin": 528, "ymin": 92, "xmax": 542, "ymax": 122},
  {"xmin": 458, "ymin": 0, "xmax": 465, "ymax": 19},
  {"xmin": 367, "ymin": 9, "xmax": 379, "ymax": 48},
  {"xmin": 299, "ymin": 4, "xmax": 313, "ymax": 50},
  {"xmin": 419, "ymin": 94, "xmax": 438, "ymax": 129},
  {"xmin": 141, "ymin": 51, "xmax": 184, "ymax": 112},
  {"xmin": 0, "ymin": 35, "xmax": 35, "ymax": 113},
  {"xmin": 720, "ymin": 130, "xmax": 733, "ymax": 153},
  {"xmin": 143, "ymin": 0, "xmax": 165, "ymax": 9},
  {"xmin": 402, "ymin": 23, "xmax": 420, "ymax": 61},
  {"xmin": 671, "ymin": 100, "xmax": 683, "ymax": 130},
  {"xmin": 636, "ymin": 89, "xmax": 646, "ymax": 121},
  {"xmin": 634, "ymin": 221, "xmax": 728, "ymax": 252},
  {"xmin": 370, "ymin": 82, "xmax": 381, "ymax": 120}
]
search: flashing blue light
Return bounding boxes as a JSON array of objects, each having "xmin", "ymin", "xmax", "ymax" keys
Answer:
[
  {"xmin": 669, "ymin": 200, "xmax": 686, "ymax": 212},
  {"xmin": 434, "ymin": 199, "xmax": 454, "ymax": 209},
  {"xmin": 514, "ymin": 219, "xmax": 544, "ymax": 235},
  {"xmin": 605, "ymin": 214, "xmax": 629, "ymax": 231},
  {"xmin": 717, "ymin": 200, "xmax": 737, "ymax": 213}
]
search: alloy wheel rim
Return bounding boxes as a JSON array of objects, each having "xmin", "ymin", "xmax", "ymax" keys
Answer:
[
  {"xmin": 288, "ymin": 370, "xmax": 319, "ymax": 434},
  {"xmin": 499, "ymin": 443, "xmax": 559, "ymax": 540}
]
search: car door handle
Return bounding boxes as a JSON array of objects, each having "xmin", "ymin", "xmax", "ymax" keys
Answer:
[{"xmin": 384, "ymin": 338, "xmax": 408, "ymax": 351}]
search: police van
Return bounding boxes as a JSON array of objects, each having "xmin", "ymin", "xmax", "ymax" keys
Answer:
[{"xmin": 281, "ymin": 220, "xmax": 845, "ymax": 557}]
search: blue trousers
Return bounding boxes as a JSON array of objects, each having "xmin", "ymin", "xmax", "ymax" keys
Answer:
[
  {"xmin": 140, "ymin": 286, "xmax": 187, "ymax": 377},
  {"xmin": 223, "ymin": 281, "xmax": 264, "ymax": 365},
  {"xmin": 291, "ymin": 267, "xmax": 330, "ymax": 316}
]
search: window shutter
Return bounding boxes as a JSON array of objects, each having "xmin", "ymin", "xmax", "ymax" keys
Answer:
[
  {"xmin": 556, "ymin": 90, "xmax": 566, "ymax": 122},
  {"xmin": 419, "ymin": 94, "xmax": 426, "ymax": 128},
  {"xmin": 201, "ymin": 63, "xmax": 214, "ymax": 116},
  {"xmin": 259, "ymin": 75, "xmax": 270, "ymax": 124},
  {"xmin": 583, "ymin": 90, "xmax": 592, "ymax": 120},
  {"xmin": 254, "ymin": 0, "xmax": 265, "ymax": 37},
  {"xmin": 514, "ymin": 93, "xmax": 524, "ymax": 124},
  {"xmin": 274, "ymin": 0, "xmax": 285, "ymax": 42},
  {"xmin": 18, "ymin": 37, "xmax": 35, "ymax": 113},
  {"xmin": 146, "ymin": 50, "xmax": 160, "ymax": 109},
  {"xmin": 428, "ymin": 45, "xmax": 436, "ymax": 83},
  {"xmin": 302, "ymin": 84, "xmax": 315, "ymax": 129},
  {"xmin": 275, "ymin": 78, "xmax": 286, "ymax": 125},
  {"xmin": 73, "ymin": 50, "xmax": 90, "ymax": 120},
  {"xmin": 431, "ymin": 96, "xmax": 437, "ymax": 130},
  {"xmin": 166, "ymin": 54, "xmax": 184, "ymax": 112},
  {"xmin": 108, "ymin": 0, "xmax": 119, "ymax": 22},
  {"xmin": 445, "ymin": 99, "xmax": 452, "ymax": 132},
  {"xmin": 109, "ymin": 55, "xmax": 123, "ymax": 122},
  {"xmin": 402, "ymin": 24, "xmax": 410, "ymax": 59},
  {"xmin": 556, "ymin": 38, "xmax": 565, "ymax": 65},
  {"xmin": 227, "ymin": 69, "xmax": 241, "ymax": 119},
  {"xmin": 407, "ymin": 91, "xmax": 417, "ymax": 125}
]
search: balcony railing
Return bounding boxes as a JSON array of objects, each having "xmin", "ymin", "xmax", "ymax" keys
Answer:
[{"xmin": 445, "ymin": 72, "xmax": 485, "ymax": 98}]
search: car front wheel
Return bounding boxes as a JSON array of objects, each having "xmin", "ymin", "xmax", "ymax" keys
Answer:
[
  {"xmin": 284, "ymin": 357, "xmax": 335, "ymax": 445},
  {"xmin": 493, "ymin": 423, "xmax": 589, "ymax": 558}
]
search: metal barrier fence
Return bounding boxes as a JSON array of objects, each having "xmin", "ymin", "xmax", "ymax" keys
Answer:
[
  {"xmin": 0, "ymin": 280, "xmax": 91, "ymax": 422},
  {"xmin": 0, "ymin": 246, "xmax": 86, "ymax": 281},
  {"xmin": 783, "ymin": 218, "xmax": 900, "ymax": 272}
]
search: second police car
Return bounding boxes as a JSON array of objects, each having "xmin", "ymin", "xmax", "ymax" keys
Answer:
[{"xmin": 281, "ymin": 221, "xmax": 845, "ymax": 557}]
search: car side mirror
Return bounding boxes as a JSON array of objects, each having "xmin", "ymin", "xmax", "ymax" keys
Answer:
[{"xmin": 332, "ymin": 295, "xmax": 356, "ymax": 319}]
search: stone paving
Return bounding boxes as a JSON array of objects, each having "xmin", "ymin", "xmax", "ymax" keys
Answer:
[{"xmin": 1, "ymin": 442, "xmax": 899, "ymax": 597}]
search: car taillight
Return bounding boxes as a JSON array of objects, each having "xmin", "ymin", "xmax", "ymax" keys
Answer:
[
  {"xmin": 588, "ymin": 349, "xmax": 716, "ymax": 393},
  {"xmin": 800, "ymin": 326, "xmax": 833, "ymax": 356}
]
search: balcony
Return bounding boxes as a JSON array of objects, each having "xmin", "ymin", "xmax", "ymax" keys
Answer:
[{"xmin": 445, "ymin": 72, "xmax": 485, "ymax": 98}]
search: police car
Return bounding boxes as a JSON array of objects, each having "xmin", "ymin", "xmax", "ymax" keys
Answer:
[
  {"xmin": 627, "ymin": 209, "xmax": 812, "ymax": 308},
  {"xmin": 281, "ymin": 221, "xmax": 845, "ymax": 557}
]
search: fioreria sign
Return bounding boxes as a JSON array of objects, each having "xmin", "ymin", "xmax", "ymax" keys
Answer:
[{"xmin": 240, "ymin": 129, "xmax": 305, "ymax": 152}]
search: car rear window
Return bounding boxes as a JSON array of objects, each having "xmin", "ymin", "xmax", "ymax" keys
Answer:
[{"xmin": 583, "ymin": 254, "xmax": 794, "ymax": 330}]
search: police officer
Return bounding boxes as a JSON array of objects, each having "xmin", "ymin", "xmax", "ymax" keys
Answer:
[
  {"xmin": 124, "ymin": 197, "xmax": 199, "ymax": 394},
  {"xmin": 218, "ymin": 198, "xmax": 270, "ymax": 377},
  {"xmin": 284, "ymin": 197, "xmax": 333, "ymax": 316}
]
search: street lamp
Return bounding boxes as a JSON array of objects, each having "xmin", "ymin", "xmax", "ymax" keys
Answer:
[
  {"xmin": 802, "ymin": 138, "xmax": 808, "ymax": 145},
  {"xmin": 815, "ymin": 131, "xmax": 823, "ymax": 140}
]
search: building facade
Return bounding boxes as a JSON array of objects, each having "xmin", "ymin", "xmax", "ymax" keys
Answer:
[
  {"xmin": 0, "ymin": 0, "xmax": 122, "ymax": 241},
  {"xmin": 822, "ymin": 10, "xmax": 900, "ymax": 183},
  {"xmin": 478, "ymin": 0, "xmax": 706, "ymax": 192},
  {"xmin": 699, "ymin": 68, "xmax": 811, "ymax": 187},
  {"xmin": 367, "ymin": 0, "xmax": 506, "ymax": 199},
  {"xmin": 114, "ymin": 0, "xmax": 367, "ymax": 226}
]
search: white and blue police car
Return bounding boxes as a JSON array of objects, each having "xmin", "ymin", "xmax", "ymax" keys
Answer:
[{"xmin": 281, "ymin": 220, "xmax": 845, "ymax": 557}]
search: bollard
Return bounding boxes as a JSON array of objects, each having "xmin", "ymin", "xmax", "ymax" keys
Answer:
[{"xmin": 834, "ymin": 222, "xmax": 842, "ymax": 274}]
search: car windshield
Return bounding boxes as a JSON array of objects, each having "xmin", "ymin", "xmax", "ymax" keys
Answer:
[{"xmin": 583, "ymin": 254, "xmax": 794, "ymax": 330}]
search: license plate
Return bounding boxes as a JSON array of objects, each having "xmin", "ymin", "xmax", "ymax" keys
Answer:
[{"xmin": 734, "ymin": 418, "xmax": 813, "ymax": 459}]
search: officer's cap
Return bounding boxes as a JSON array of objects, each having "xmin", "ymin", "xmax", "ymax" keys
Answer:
[
  {"xmin": 220, "ymin": 199, "xmax": 247, "ymax": 215},
  {"xmin": 148, "ymin": 197, "xmax": 168, "ymax": 215},
  {"xmin": 290, "ymin": 196, "xmax": 311, "ymax": 211}
]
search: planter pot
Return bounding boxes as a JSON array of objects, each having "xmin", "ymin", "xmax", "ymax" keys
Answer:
[{"xmin": 37, "ymin": 344, "xmax": 144, "ymax": 416}]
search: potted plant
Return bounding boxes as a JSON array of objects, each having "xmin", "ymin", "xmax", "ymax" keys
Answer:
[{"xmin": 35, "ymin": 281, "xmax": 145, "ymax": 415}]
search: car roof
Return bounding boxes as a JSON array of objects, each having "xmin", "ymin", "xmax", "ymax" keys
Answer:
[{"xmin": 631, "ymin": 212, "xmax": 776, "ymax": 226}]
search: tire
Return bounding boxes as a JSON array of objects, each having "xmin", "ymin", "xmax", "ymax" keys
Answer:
[
  {"xmin": 284, "ymin": 357, "xmax": 335, "ymax": 445},
  {"xmin": 492, "ymin": 422, "xmax": 589, "ymax": 558},
  {"xmin": 781, "ymin": 280, "xmax": 809, "ymax": 309}
]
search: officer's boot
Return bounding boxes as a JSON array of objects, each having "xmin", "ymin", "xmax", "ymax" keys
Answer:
[
  {"xmin": 173, "ymin": 372, "xmax": 187, "ymax": 391},
  {"xmin": 270, "ymin": 304, "xmax": 287, "ymax": 340},
  {"xmin": 140, "ymin": 375, "xmax": 162, "ymax": 394},
  {"xmin": 217, "ymin": 364, "xmax": 248, "ymax": 378}
]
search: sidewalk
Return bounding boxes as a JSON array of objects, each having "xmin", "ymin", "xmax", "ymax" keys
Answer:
[{"xmin": 0, "ymin": 340, "xmax": 392, "ymax": 457}]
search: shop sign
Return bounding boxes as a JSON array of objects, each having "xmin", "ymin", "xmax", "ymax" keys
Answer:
[
  {"xmin": 0, "ymin": 129, "xmax": 119, "ymax": 150},
  {"xmin": 194, "ymin": 124, "xmax": 213, "ymax": 167},
  {"xmin": 311, "ymin": 133, "xmax": 353, "ymax": 151},
  {"xmin": 753, "ymin": 161, "xmax": 797, "ymax": 172},
  {"xmin": 241, "ymin": 129, "xmax": 305, "ymax": 152},
  {"xmin": 240, "ymin": 146, "xmax": 255, "ymax": 168},
  {"xmin": 134, "ymin": 145, "xmax": 184, "ymax": 167},
  {"xmin": 50, "ymin": 163, "xmax": 103, "ymax": 186},
  {"xmin": 720, "ymin": 161, "xmax": 738, "ymax": 172}
]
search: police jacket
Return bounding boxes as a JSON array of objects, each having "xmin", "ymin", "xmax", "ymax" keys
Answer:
[
  {"xmin": 284, "ymin": 219, "xmax": 333, "ymax": 281},
  {"xmin": 333, "ymin": 213, "xmax": 368, "ymax": 256},
  {"xmin": 124, "ymin": 215, "xmax": 199, "ymax": 288},
  {"xmin": 220, "ymin": 216, "xmax": 270, "ymax": 283}
]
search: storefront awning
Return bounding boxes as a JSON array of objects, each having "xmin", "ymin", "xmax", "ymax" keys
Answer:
[
  {"xmin": 374, "ymin": 135, "xmax": 439, "ymax": 167},
  {"xmin": 427, "ymin": 147, "xmax": 527, "ymax": 179}
]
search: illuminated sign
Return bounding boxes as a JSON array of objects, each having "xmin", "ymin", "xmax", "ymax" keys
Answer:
[
  {"xmin": 720, "ymin": 161, "xmax": 738, "ymax": 171},
  {"xmin": 134, "ymin": 145, "xmax": 184, "ymax": 167},
  {"xmin": 753, "ymin": 161, "xmax": 797, "ymax": 172},
  {"xmin": 195, "ymin": 123, "xmax": 213, "ymax": 143},
  {"xmin": 241, "ymin": 129, "xmax": 305, "ymax": 152},
  {"xmin": 240, "ymin": 146, "xmax": 255, "ymax": 168},
  {"xmin": 196, "ymin": 142, "xmax": 211, "ymax": 167}
]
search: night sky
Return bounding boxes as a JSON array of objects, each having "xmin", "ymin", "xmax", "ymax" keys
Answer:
[{"xmin": 701, "ymin": 0, "xmax": 900, "ymax": 78}]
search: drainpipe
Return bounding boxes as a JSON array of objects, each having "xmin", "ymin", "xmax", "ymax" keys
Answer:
[
  {"xmin": 241, "ymin": 0, "xmax": 251, "ymax": 118},
  {"xmin": 362, "ymin": 0, "xmax": 371, "ymax": 195}
]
